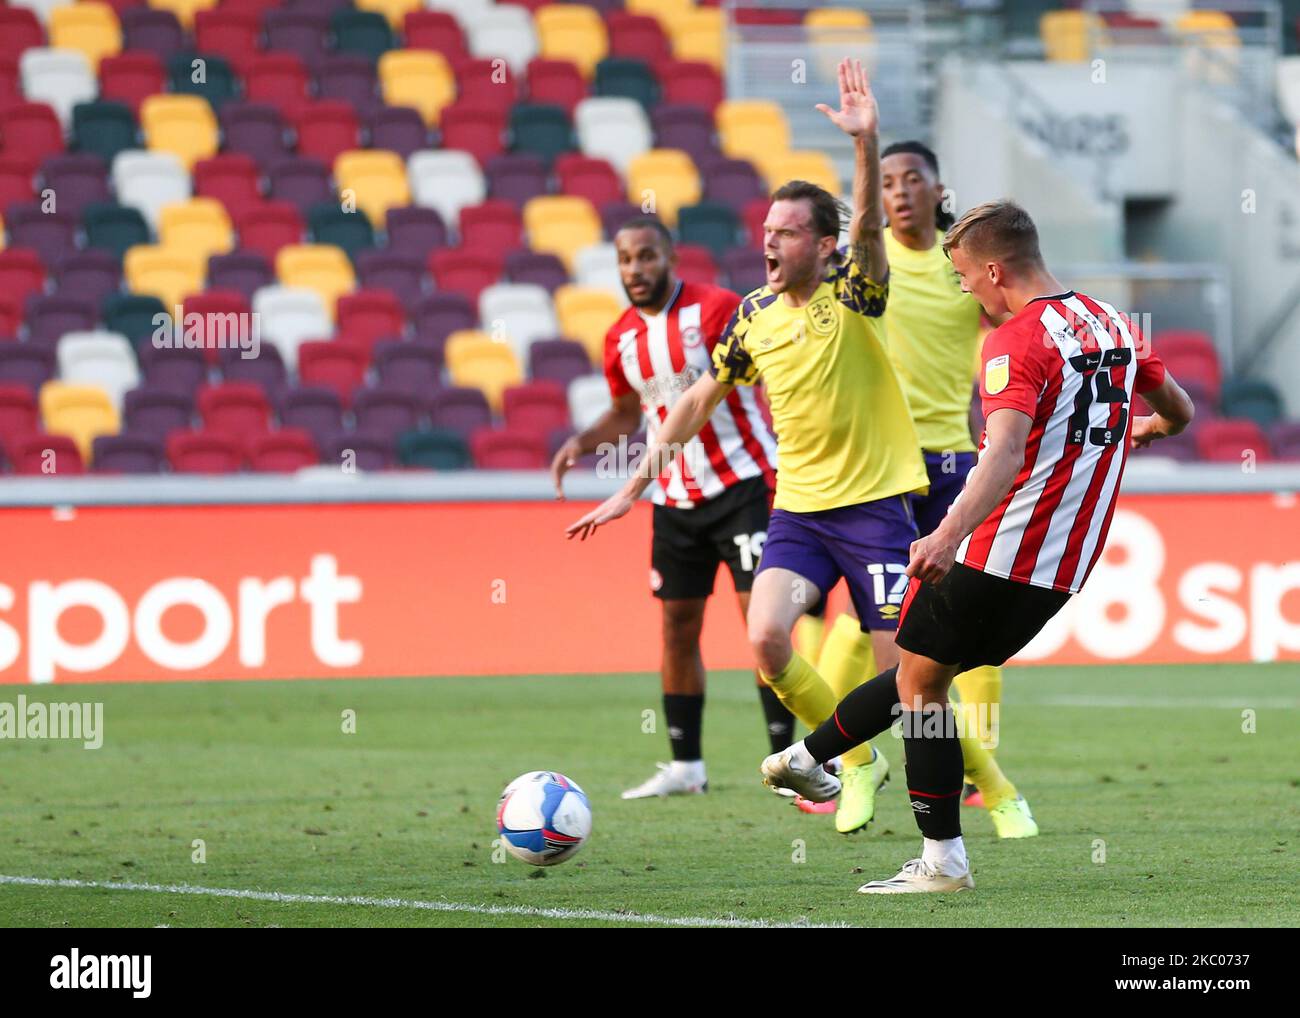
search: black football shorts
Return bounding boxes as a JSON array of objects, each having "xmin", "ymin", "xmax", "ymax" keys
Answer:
[{"xmin": 650, "ymin": 476, "xmax": 772, "ymax": 600}]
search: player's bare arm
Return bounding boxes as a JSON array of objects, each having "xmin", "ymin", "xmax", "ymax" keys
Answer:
[
  {"xmin": 908, "ymin": 407, "xmax": 1032, "ymax": 585},
  {"xmin": 551, "ymin": 391, "xmax": 643, "ymax": 499},
  {"xmin": 817, "ymin": 58, "xmax": 886, "ymax": 282},
  {"xmin": 1130, "ymin": 372, "xmax": 1195, "ymax": 449},
  {"xmin": 565, "ymin": 373, "xmax": 734, "ymax": 540}
]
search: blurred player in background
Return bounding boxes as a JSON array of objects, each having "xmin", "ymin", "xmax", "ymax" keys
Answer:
[
  {"xmin": 552, "ymin": 217, "xmax": 793, "ymax": 800},
  {"xmin": 762, "ymin": 199, "xmax": 1194, "ymax": 892},
  {"xmin": 795, "ymin": 140, "xmax": 1038, "ymax": 838}
]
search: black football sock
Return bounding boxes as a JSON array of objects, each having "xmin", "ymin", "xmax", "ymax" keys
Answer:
[
  {"xmin": 902, "ymin": 706, "xmax": 963, "ymax": 840},
  {"xmin": 804, "ymin": 666, "xmax": 899, "ymax": 762},
  {"xmin": 663, "ymin": 693, "xmax": 704, "ymax": 761},
  {"xmin": 757, "ymin": 683, "xmax": 796, "ymax": 753}
]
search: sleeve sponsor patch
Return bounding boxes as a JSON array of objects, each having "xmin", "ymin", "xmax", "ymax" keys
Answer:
[{"xmin": 985, "ymin": 354, "xmax": 1010, "ymax": 395}]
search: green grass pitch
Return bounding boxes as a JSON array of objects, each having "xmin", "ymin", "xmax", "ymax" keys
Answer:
[{"xmin": 0, "ymin": 664, "xmax": 1296, "ymax": 927}]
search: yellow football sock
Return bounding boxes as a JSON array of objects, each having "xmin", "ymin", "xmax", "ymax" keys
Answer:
[
  {"xmin": 952, "ymin": 694, "xmax": 1016, "ymax": 809},
  {"xmin": 762, "ymin": 652, "xmax": 838, "ymax": 732},
  {"xmin": 952, "ymin": 665, "xmax": 1002, "ymax": 755},
  {"xmin": 817, "ymin": 613, "xmax": 878, "ymax": 769},
  {"xmin": 793, "ymin": 613, "xmax": 827, "ymax": 668}
]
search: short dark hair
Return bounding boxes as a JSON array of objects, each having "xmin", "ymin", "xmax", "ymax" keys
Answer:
[
  {"xmin": 943, "ymin": 199, "xmax": 1043, "ymax": 271},
  {"xmin": 770, "ymin": 180, "xmax": 848, "ymax": 240},
  {"xmin": 881, "ymin": 140, "xmax": 953, "ymax": 229},
  {"xmin": 616, "ymin": 216, "xmax": 673, "ymax": 249}
]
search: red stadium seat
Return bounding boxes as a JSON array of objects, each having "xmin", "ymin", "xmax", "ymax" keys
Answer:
[
  {"xmin": 248, "ymin": 428, "xmax": 319, "ymax": 472},
  {"xmin": 606, "ymin": 13, "xmax": 671, "ymax": 64},
  {"xmin": 197, "ymin": 382, "xmax": 273, "ymax": 444},
  {"xmin": 237, "ymin": 202, "xmax": 306, "ymax": 261},
  {"xmin": 502, "ymin": 381, "xmax": 569, "ymax": 437},
  {"xmin": 404, "ymin": 10, "xmax": 469, "ymax": 63},
  {"xmin": 98, "ymin": 53, "xmax": 167, "ymax": 115},
  {"xmin": 0, "ymin": 156, "xmax": 35, "ymax": 211},
  {"xmin": 0, "ymin": 385, "xmax": 38, "ymax": 438},
  {"xmin": 674, "ymin": 243, "xmax": 719, "ymax": 286},
  {"xmin": 741, "ymin": 196, "xmax": 767, "ymax": 246},
  {"xmin": 733, "ymin": 8, "xmax": 802, "ymax": 25},
  {"xmin": 0, "ymin": 293, "xmax": 23, "ymax": 340},
  {"xmin": 438, "ymin": 103, "xmax": 506, "ymax": 166},
  {"xmin": 194, "ymin": 154, "xmax": 264, "ymax": 223},
  {"xmin": 470, "ymin": 427, "xmax": 548, "ymax": 469},
  {"xmin": 459, "ymin": 200, "xmax": 523, "ymax": 253},
  {"xmin": 526, "ymin": 59, "xmax": 588, "ymax": 115},
  {"xmin": 297, "ymin": 341, "xmax": 369, "ymax": 408},
  {"xmin": 454, "ymin": 57, "xmax": 519, "ymax": 113},
  {"xmin": 0, "ymin": 10, "xmax": 44, "ymax": 64},
  {"xmin": 8, "ymin": 433, "xmax": 84, "ymax": 475},
  {"xmin": 0, "ymin": 249, "xmax": 46, "ymax": 309},
  {"xmin": 555, "ymin": 153, "xmax": 623, "ymax": 207},
  {"xmin": 336, "ymin": 290, "xmax": 407, "ymax": 352},
  {"xmin": 1195, "ymin": 419, "xmax": 1272, "ymax": 464},
  {"xmin": 655, "ymin": 59, "xmax": 724, "ymax": 112},
  {"xmin": 167, "ymin": 430, "xmax": 245, "ymax": 473},
  {"xmin": 428, "ymin": 248, "xmax": 505, "ymax": 303},
  {"xmin": 182, "ymin": 290, "xmax": 254, "ymax": 364},
  {"xmin": 245, "ymin": 53, "xmax": 313, "ymax": 113},
  {"xmin": 291, "ymin": 100, "xmax": 361, "ymax": 166},
  {"xmin": 0, "ymin": 104, "xmax": 65, "ymax": 172},
  {"xmin": 0, "ymin": 55, "xmax": 20, "ymax": 105},
  {"xmin": 194, "ymin": 9, "xmax": 263, "ymax": 75}
]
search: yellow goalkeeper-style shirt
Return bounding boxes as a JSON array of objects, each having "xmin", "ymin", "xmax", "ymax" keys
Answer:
[
  {"xmin": 709, "ymin": 248, "xmax": 928, "ymax": 513},
  {"xmin": 882, "ymin": 231, "xmax": 983, "ymax": 454}
]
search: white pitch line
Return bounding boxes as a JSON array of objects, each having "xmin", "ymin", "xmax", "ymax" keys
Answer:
[
  {"xmin": 0, "ymin": 875, "xmax": 845, "ymax": 929},
  {"xmin": 1016, "ymin": 695, "xmax": 1300, "ymax": 709}
]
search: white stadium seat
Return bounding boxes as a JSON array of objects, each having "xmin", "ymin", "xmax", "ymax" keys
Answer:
[
  {"xmin": 478, "ymin": 282, "xmax": 558, "ymax": 360},
  {"xmin": 567, "ymin": 373, "xmax": 612, "ymax": 432},
  {"xmin": 575, "ymin": 97, "xmax": 651, "ymax": 175},
  {"xmin": 251, "ymin": 286, "xmax": 333, "ymax": 372},
  {"xmin": 20, "ymin": 48, "xmax": 96, "ymax": 125},
  {"xmin": 111, "ymin": 150, "xmax": 191, "ymax": 231},
  {"xmin": 574, "ymin": 242, "xmax": 627, "ymax": 303},
  {"xmin": 407, "ymin": 149, "xmax": 486, "ymax": 232},
  {"xmin": 56, "ymin": 331, "xmax": 140, "ymax": 410},
  {"xmin": 465, "ymin": 4, "xmax": 538, "ymax": 76}
]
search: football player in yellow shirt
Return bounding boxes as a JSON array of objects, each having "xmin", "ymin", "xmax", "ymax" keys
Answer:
[{"xmin": 567, "ymin": 59, "xmax": 919, "ymax": 832}]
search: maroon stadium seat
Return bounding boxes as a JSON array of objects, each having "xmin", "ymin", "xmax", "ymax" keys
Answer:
[
  {"xmin": 0, "ymin": 343, "xmax": 56, "ymax": 391},
  {"xmin": 39, "ymin": 154, "xmax": 111, "ymax": 221},
  {"xmin": 412, "ymin": 291, "xmax": 476, "ymax": 346},
  {"xmin": 430, "ymin": 386, "xmax": 491, "ymax": 438},
  {"xmin": 459, "ymin": 200, "xmax": 523, "ymax": 253},
  {"xmin": 355, "ymin": 250, "xmax": 427, "ymax": 312},
  {"xmin": 99, "ymin": 53, "xmax": 166, "ymax": 115},
  {"xmin": 336, "ymin": 289, "xmax": 407, "ymax": 353},
  {"xmin": 290, "ymin": 100, "xmax": 360, "ymax": 166},
  {"xmin": 120, "ymin": 8, "xmax": 185, "ymax": 62},
  {"xmin": 124, "ymin": 386, "xmax": 195, "ymax": 438},
  {"xmin": 526, "ymin": 59, "xmax": 588, "ymax": 115},
  {"xmin": 505, "ymin": 250, "xmax": 569, "ymax": 293},
  {"xmin": 353, "ymin": 385, "xmax": 424, "ymax": 442},
  {"xmin": 503, "ymin": 381, "xmax": 569, "ymax": 437},
  {"xmin": 529, "ymin": 338, "xmax": 593, "ymax": 388},
  {"xmin": 439, "ymin": 103, "xmax": 507, "ymax": 166},
  {"xmin": 454, "ymin": 57, "xmax": 519, "ymax": 113},
  {"xmin": 404, "ymin": 11, "xmax": 469, "ymax": 63},
  {"xmin": 194, "ymin": 9, "xmax": 263, "ymax": 74},
  {"xmin": 674, "ymin": 244, "xmax": 719, "ymax": 286},
  {"xmin": 220, "ymin": 342, "xmax": 288, "ymax": 396},
  {"xmin": 8, "ymin": 433, "xmax": 84, "ymax": 475},
  {"xmin": 0, "ymin": 294, "xmax": 22, "ymax": 341},
  {"xmin": 219, "ymin": 103, "xmax": 292, "ymax": 164},
  {"xmin": 318, "ymin": 428, "xmax": 395, "ymax": 470},
  {"xmin": 367, "ymin": 106, "xmax": 431, "ymax": 160},
  {"xmin": 373, "ymin": 340, "xmax": 442, "ymax": 395},
  {"xmin": 1195, "ymin": 419, "xmax": 1272, "ymax": 464},
  {"xmin": 1269, "ymin": 422, "xmax": 1300, "ymax": 462},
  {"xmin": 167, "ymin": 430, "xmax": 244, "ymax": 473},
  {"xmin": 208, "ymin": 249, "xmax": 275, "ymax": 299},
  {"xmin": 267, "ymin": 156, "xmax": 334, "ymax": 213},
  {"xmin": 27, "ymin": 295, "xmax": 97, "ymax": 345},
  {"xmin": 248, "ymin": 428, "xmax": 319, "ymax": 472},
  {"xmin": 194, "ymin": 154, "xmax": 264, "ymax": 224},
  {"xmin": 655, "ymin": 59, "xmax": 724, "ymax": 112},
  {"xmin": 485, "ymin": 152, "xmax": 549, "ymax": 208},
  {"xmin": 0, "ymin": 250, "xmax": 47, "ymax": 310},
  {"xmin": 92, "ymin": 433, "xmax": 166, "ymax": 474},
  {"xmin": 429, "ymin": 248, "xmax": 505, "ymax": 303},
  {"xmin": 237, "ymin": 202, "xmax": 306, "ymax": 261},
  {"xmin": 136, "ymin": 346, "xmax": 207, "ymax": 396},
  {"xmin": 314, "ymin": 52, "xmax": 377, "ymax": 107},
  {"xmin": 53, "ymin": 251, "xmax": 122, "ymax": 306},
  {"xmin": 385, "ymin": 206, "xmax": 449, "ymax": 257},
  {"xmin": 245, "ymin": 52, "xmax": 313, "ymax": 113},
  {"xmin": 1, "ymin": 104, "xmax": 65, "ymax": 173},
  {"xmin": 297, "ymin": 341, "xmax": 369, "ymax": 408},
  {"xmin": 0, "ymin": 10, "xmax": 44, "ymax": 64},
  {"xmin": 0, "ymin": 385, "xmax": 38, "ymax": 439},
  {"xmin": 198, "ymin": 382, "xmax": 273, "ymax": 444},
  {"xmin": 556, "ymin": 153, "xmax": 623, "ymax": 208},
  {"xmin": 278, "ymin": 385, "xmax": 343, "ymax": 447},
  {"xmin": 264, "ymin": 10, "xmax": 331, "ymax": 72},
  {"xmin": 0, "ymin": 156, "xmax": 36, "ymax": 211},
  {"xmin": 607, "ymin": 13, "xmax": 671, "ymax": 64},
  {"xmin": 471, "ymin": 428, "xmax": 548, "ymax": 469},
  {"xmin": 183, "ymin": 290, "xmax": 254, "ymax": 365}
]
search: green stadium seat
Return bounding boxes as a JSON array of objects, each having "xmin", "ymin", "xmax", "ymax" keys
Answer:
[
  {"xmin": 1220, "ymin": 377, "xmax": 1285, "ymax": 428},
  {"xmin": 594, "ymin": 57, "xmax": 659, "ymax": 111},
  {"xmin": 331, "ymin": 10, "xmax": 396, "ymax": 63},
  {"xmin": 71, "ymin": 102, "xmax": 138, "ymax": 163},
  {"xmin": 397, "ymin": 427, "xmax": 472, "ymax": 469},
  {"xmin": 167, "ymin": 52, "xmax": 239, "ymax": 110},
  {"xmin": 83, "ymin": 203, "xmax": 151, "ymax": 259},
  {"xmin": 508, "ymin": 103, "xmax": 573, "ymax": 166},
  {"xmin": 103, "ymin": 293, "xmax": 168, "ymax": 345},
  {"xmin": 308, "ymin": 203, "xmax": 376, "ymax": 260},
  {"xmin": 677, "ymin": 201, "xmax": 740, "ymax": 259}
]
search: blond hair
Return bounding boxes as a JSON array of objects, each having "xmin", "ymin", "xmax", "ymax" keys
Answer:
[{"xmin": 942, "ymin": 199, "xmax": 1043, "ymax": 271}]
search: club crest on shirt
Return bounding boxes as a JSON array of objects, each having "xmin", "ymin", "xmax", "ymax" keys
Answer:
[
  {"xmin": 985, "ymin": 354, "xmax": 1010, "ymax": 395},
  {"xmin": 681, "ymin": 326, "xmax": 703, "ymax": 349},
  {"xmin": 807, "ymin": 295, "xmax": 837, "ymax": 334}
]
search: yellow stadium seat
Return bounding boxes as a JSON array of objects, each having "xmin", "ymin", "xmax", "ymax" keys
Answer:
[
  {"xmin": 378, "ymin": 50, "xmax": 456, "ymax": 126},
  {"xmin": 124, "ymin": 245, "xmax": 206, "ymax": 309},
  {"xmin": 1040, "ymin": 10, "xmax": 1104, "ymax": 63},
  {"xmin": 148, "ymin": 0, "xmax": 217, "ymax": 32},
  {"xmin": 554, "ymin": 284, "xmax": 622, "ymax": 363},
  {"xmin": 626, "ymin": 149, "xmax": 700, "ymax": 228},
  {"xmin": 805, "ymin": 8, "xmax": 871, "ymax": 30},
  {"xmin": 1176, "ymin": 11, "xmax": 1240, "ymax": 85},
  {"xmin": 140, "ymin": 95, "xmax": 219, "ymax": 171},
  {"xmin": 276, "ymin": 244, "xmax": 356, "ymax": 319},
  {"xmin": 535, "ymin": 4, "xmax": 609, "ymax": 79},
  {"xmin": 763, "ymin": 150, "xmax": 840, "ymax": 196},
  {"xmin": 39, "ymin": 382, "xmax": 120, "ymax": 462},
  {"xmin": 667, "ymin": 8, "xmax": 725, "ymax": 72},
  {"xmin": 50, "ymin": 3, "xmax": 122, "ymax": 72},
  {"xmin": 444, "ymin": 331, "xmax": 522, "ymax": 411},
  {"xmin": 333, "ymin": 150, "xmax": 411, "ymax": 227},
  {"xmin": 716, "ymin": 99, "xmax": 790, "ymax": 175},
  {"xmin": 624, "ymin": 0, "xmax": 694, "ymax": 35},
  {"xmin": 523, "ymin": 195, "xmax": 601, "ymax": 273},
  {"xmin": 158, "ymin": 198, "xmax": 233, "ymax": 261},
  {"xmin": 355, "ymin": 0, "xmax": 421, "ymax": 30}
]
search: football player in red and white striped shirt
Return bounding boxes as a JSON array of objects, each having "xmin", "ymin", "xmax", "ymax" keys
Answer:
[
  {"xmin": 552, "ymin": 218, "xmax": 788, "ymax": 800},
  {"xmin": 762, "ymin": 200, "xmax": 1195, "ymax": 893}
]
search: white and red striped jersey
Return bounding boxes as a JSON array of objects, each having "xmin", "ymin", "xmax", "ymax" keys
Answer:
[
  {"xmin": 604, "ymin": 280, "xmax": 778, "ymax": 508},
  {"xmin": 955, "ymin": 291, "xmax": 1167, "ymax": 594}
]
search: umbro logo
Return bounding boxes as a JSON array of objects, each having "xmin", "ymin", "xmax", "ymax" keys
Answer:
[{"xmin": 910, "ymin": 800, "xmax": 931, "ymax": 813}]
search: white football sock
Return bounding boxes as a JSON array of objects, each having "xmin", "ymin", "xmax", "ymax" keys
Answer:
[{"xmin": 922, "ymin": 836, "xmax": 968, "ymax": 876}]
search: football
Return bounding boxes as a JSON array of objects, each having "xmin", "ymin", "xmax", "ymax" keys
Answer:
[{"xmin": 496, "ymin": 771, "xmax": 592, "ymax": 866}]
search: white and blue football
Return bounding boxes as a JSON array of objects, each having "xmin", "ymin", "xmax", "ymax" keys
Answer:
[{"xmin": 496, "ymin": 771, "xmax": 592, "ymax": 866}]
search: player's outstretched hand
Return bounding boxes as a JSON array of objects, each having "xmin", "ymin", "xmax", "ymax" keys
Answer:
[
  {"xmin": 565, "ymin": 490, "xmax": 636, "ymax": 541},
  {"xmin": 815, "ymin": 57, "xmax": 878, "ymax": 138},
  {"xmin": 906, "ymin": 531, "xmax": 957, "ymax": 586},
  {"xmin": 550, "ymin": 436, "xmax": 583, "ymax": 500},
  {"xmin": 1129, "ymin": 415, "xmax": 1165, "ymax": 449}
]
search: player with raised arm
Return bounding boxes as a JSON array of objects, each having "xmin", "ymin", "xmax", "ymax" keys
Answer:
[
  {"xmin": 761, "ymin": 199, "xmax": 1195, "ymax": 893},
  {"xmin": 552, "ymin": 217, "xmax": 791, "ymax": 800},
  {"xmin": 567, "ymin": 59, "xmax": 925, "ymax": 833}
]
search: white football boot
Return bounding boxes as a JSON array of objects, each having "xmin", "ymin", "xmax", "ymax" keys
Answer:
[
  {"xmin": 760, "ymin": 741, "xmax": 841, "ymax": 802},
  {"xmin": 857, "ymin": 858, "xmax": 975, "ymax": 894},
  {"xmin": 621, "ymin": 760, "xmax": 708, "ymax": 799}
]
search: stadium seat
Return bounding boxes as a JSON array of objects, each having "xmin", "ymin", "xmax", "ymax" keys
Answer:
[
  {"xmin": 763, "ymin": 149, "xmax": 841, "ymax": 195},
  {"xmin": 334, "ymin": 149, "xmax": 412, "ymax": 227},
  {"xmin": 626, "ymin": 148, "xmax": 701, "ymax": 227},
  {"xmin": 308, "ymin": 204, "xmax": 376, "ymax": 260},
  {"xmin": 297, "ymin": 339, "xmax": 368, "ymax": 407},
  {"xmin": 412, "ymin": 291, "xmax": 477, "ymax": 349},
  {"xmin": 120, "ymin": 8, "xmax": 185, "ymax": 63},
  {"xmin": 444, "ymin": 330, "xmax": 521, "ymax": 410},
  {"xmin": 264, "ymin": 10, "xmax": 330, "ymax": 72},
  {"xmin": 140, "ymin": 94, "xmax": 219, "ymax": 170},
  {"xmin": 55, "ymin": 332, "xmax": 140, "ymax": 410},
  {"xmin": 0, "ymin": 157, "xmax": 35, "ymax": 213},
  {"xmin": 701, "ymin": 155, "xmax": 766, "ymax": 213},
  {"xmin": 237, "ymin": 203, "xmax": 306, "ymax": 262},
  {"xmin": 575, "ymin": 96, "xmax": 651, "ymax": 174},
  {"xmin": 722, "ymin": 246, "xmax": 766, "ymax": 294},
  {"xmin": 555, "ymin": 153, "xmax": 622, "ymax": 208},
  {"xmin": 1269, "ymin": 421, "xmax": 1300, "ymax": 461},
  {"xmin": 159, "ymin": 198, "xmax": 234, "ymax": 261},
  {"xmin": 523, "ymin": 195, "xmax": 601, "ymax": 272},
  {"xmin": 1196, "ymin": 419, "xmax": 1272, "ymax": 464},
  {"xmin": 656, "ymin": 58, "xmax": 723, "ymax": 112},
  {"xmin": 470, "ymin": 427, "xmax": 546, "ymax": 468},
  {"xmin": 439, "ymin": 102, "xmax": 507, "ymax": 165},
  {"xmin": 503, "ymin": 379, "xmax": 568, "ymax": 436},
  {"xmin": 92, "ymin": 432, "xmax": 166, "ymax": 474},
  {"xmin": 607, "ymin": 12, "xmax": 671, "ymax": 65},
  {"xmin": 373, "ymin": 340, "xmax": 441, "ymax": 395},
  {"xmin": 353, "ymin": 385, "xmax": 423, "ymax": 441},
  {"xmin": 1156, "ymin": 330, "xmax": 1222, "ymax": 400},
  {"xmin": 197, "ymin": 381, "xmax": 271, "ymax": 443},
  {"xmin": 54, "ymin": 250, "xmax": 122, "ymax": 306},
  {"xmin": 292, "ymin": 101, "xmax": 361, "ymax": 166},
  {"xmin": 482, "ymin": 153, "xmax": 546, "ymax": 210},
  {"xmin": 677, "ymin": 201, "xmax": 741, "ymax": 259},
  {"xmin": 27, "ymin": 294, "xmax": 97, "ymax": 345},
  {"xmin": 331, "ymin": 9, "xmax": 395, "ymax": 63},
  {"xmin": 566, "ymin": 372, "xmax": 610, "ymax": 430},
  {"xmin": 526, "ymin": 58, "xmax": 588, "ymax": 115},
  {"xmin": 98, "ymin": 53, "xmax": 166, "ymax": 115},
  {"xmin": 1, "ymin": 103, "xmax": 65, "ymax": 172},
  {"xmin": 276, "ymin": 244, "xmax": 356, "ymax": 319},
  {"xmin": 193, "ymin": 9, "xmax": 260, "ymax": 72},
  {"xmin": 150, "ymin": 0, "xmax": 218, "ymax": 32},
  {"xmin": 554, "ymin": 284, "xmax": 622, "ymax": 361},
  {"xmin": 594, "ymin": 57, "xmax": 658, "ymax": 110},
  {"xmin": 166, "ymin": 428, "xmax": 243, "ymax": 473},
  {"xmin": 508, "ymin": 102, "xmax": 573, "ymax": 166},
  {"xmin": 208, "ymin": 250, "xmax": 274, "ymax": 300},
  {"xmin": 336, "ymin": 289, "xmax": 406, "ymax": 351},
  {"xmin": 219, "ymin": 103, "xmax": 291, "ymax": 164},
  {"xmin": 665, "ymin": 7, "xmax": 724, "ymax": 72},
  {"xmin": 5, "ymin": 205, "xmax": 75, "ymax": 266},
  {"xmin": 220, "ymin": 342, "xmax": 287, "ymax": 396},
  {"xmin": 396, "ymin": 427, "xmax": 471, "ymax": 469},
  {"xmin": 407, "ymin": 149, "xmax": 486, "ymax": 230},
  {"xmin": 428, "ymin": 247, "xmax": 503, "ymax": 304},
  {"xmin": 0, "ymin": 9, "xmax": 45, "ymax": 65},
  {"xmin": 429, "ymin": 385, "xmax": 491, "ymax": 438},
  {"xmin": 652, "ymin": 104, "xmax": 718, "ymax": 165},
  {"xmin": 367, "ymin": 106, "xmax": 431, "ymax": 159},
  {"xmin": 404, "ymin": 11, "xmax": 469, "ymax": 64},
  {"xmin": 479, "ymin": 283, "xmax": 558, "ymax": 360},
  {"xmin": 1220, "ymin": 378, "xmax": 1285, "ymax": 428},
  {"xmin": 355, "ymin": 250, "xmax": 426, "ymax": 311},
  {"xmin": 455, "ymin": 56, "xmax": 517, "ymax": 113},
  {"xmin": 0, "ymin": 343, "xmax": 57, "ymax": 391},
  {"xmin": 1277, "ymin": 57, "xmax": 1300, "ymax": 127},
  {"xmin": 8, "ymin": 432, "xmax": 85, "ymax": 475},
  {"xmin": 268, "ymin": 157, "xmax": 334, "ymax": 213},
  {"xmin": 505, "ymin": 250, "xmax": 569, "ymax": 293},
  {"xmin": 0, "ymin": 385, "xmax": 39, "ymax": 438},
  {"xmin": 248, "ymin": 428, "xmax": 319, "ymax": 472},
  {"xmin": 193, "ymin": 154, "xmax": 262, "ymax": 223},
  {"xmin": 181, "ymin": 289, "xmax": 255, "ymax": 364},
  {"xmin": 252, "ymin": 286, "xmax": 332, "ymax": 371},
  {"xmin": 1040, "ymin": 10, "xmax": 1103, "ymax": 63},
  {"xmin": 535, "ymin": 3, "xmax": 608, "ymax": 78},
  {"xmin": 674, "ymin": 243, "xmax": 718, "ymax": 286},
  {"xmin": 316, "ymin": 52, "xmax": 378, "ymax": 107},
  {"xmin": 385, "ymin": 205, "xmax": 449, "ymax": 257},
  {"xmin": 167, "ymin": 52, "xmax": 239, "ymax": 110},
  {"xmin": 70, "ymin": 102, "xmax": 138, "ymax": 165},
  {"xmin": 460, "ymin": 200, "xmax": 523, "ymax": 252},
  {"xmin": 104, "ymin": 293, "xmax": 169, "ymax": 347},
  {"xmin": 20, "ymin": 49, "xmax": 96, "ymax": 126},
  {"xmin": 318, "ymin": 428, "xmax": 395, "ymax": 471},
  {"xmin": 278, "ymin": 386, "xmax": 343, "ymax": 449},
  {"xmin": 0, "ymin": 250, "xmax": 46, "ymax": 309},
  {"xmin": 40, "ymin": 153, "xmax": 111, "ymax": 220},
  {"xmin": 716, "ymin": 99, "xmax": 790, "ymax": 178},
  {"xmin": 39, "ymin": 381, "xmax": 120, "ymax": 461},
  {"xmin": 124, "ymin": 244, "xmax": 206, "ymax": 309},
  {"xmin": 125, "ymin": 386, "xmax": 195, "ymax": 437},
  {"xmin": 378, "ymin": 49, "xmax": 456, "ymax": 126},
  {"xmin": 529, "ymin": 337, "xmax": 593, "ymax": 386},
  {"xmin": 573, "ymin": 241, "xmax": 623, "ymax": 297},
  {"xmin": 465, "ymin": 4, "xmax": 538, "ymax": 75},
  {"xmin": 244, "ymin": 53, "xmax": 312, "ymax": 112}
]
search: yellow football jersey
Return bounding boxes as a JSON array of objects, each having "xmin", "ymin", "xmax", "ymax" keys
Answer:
[
  {"xmin": 710, "ymin": 250, "xmax": 928, "ymax": 513},
  {"xmin": 882, "ymin": 231, "xmax": 983, "ymax": 454}
]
